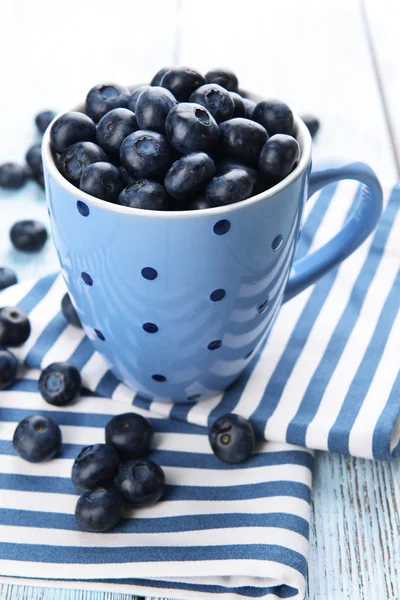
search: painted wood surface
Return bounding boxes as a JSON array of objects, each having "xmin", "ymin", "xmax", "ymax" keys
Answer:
[{"xmin": 0, "ymin": 1, "xmax": 399, "ymax": 599}]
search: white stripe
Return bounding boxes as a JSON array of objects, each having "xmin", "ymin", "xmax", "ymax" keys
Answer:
[
  {"xmin": 187, "ymin": 392, "xmax": 224, "ymax": 426},
  {"xmin": 79, "ymin": 353, "xmax": 110, "ymax": 390},
  {"xmin": 40, "ymin": 324, "xmax": 85, "ymax": 368},
  {"xmin": 0, "ymin": 278, "xmax": 37, "ymax": 306}
]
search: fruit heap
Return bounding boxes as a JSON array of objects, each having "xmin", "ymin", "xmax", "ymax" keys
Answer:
[{"xmin": 50, "ymin": 67, "xmax": 304, "ymax": 210}]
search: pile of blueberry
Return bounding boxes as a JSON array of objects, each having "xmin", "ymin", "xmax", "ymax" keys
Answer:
[{"xmin": 50, "ymin": 67, "xmax": 319, "ymax": 210}]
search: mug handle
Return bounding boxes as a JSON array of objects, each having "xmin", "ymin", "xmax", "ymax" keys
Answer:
[{"xmin": 283, "ymin": 160, "xmax": 383, "ymax": 303}]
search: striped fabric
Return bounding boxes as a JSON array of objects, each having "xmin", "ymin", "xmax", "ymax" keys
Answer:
[{"xmin": 0, "ymin": 181, "xmax": 398, "ymax": 599}]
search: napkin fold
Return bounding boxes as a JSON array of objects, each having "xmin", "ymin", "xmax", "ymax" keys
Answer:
[{"xmin": 0, "ymin": 180, "xmax": 398, "ymax": 599}]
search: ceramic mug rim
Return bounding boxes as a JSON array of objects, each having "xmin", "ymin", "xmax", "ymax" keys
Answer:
[{"xmin": 42, "ymin": 88, "xmax": 312, "ymax": 220}]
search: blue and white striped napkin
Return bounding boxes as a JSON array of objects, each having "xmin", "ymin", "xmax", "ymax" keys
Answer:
[{"xmin": 0, "ymin": 180, "xmax": 398, "ymax": 599}]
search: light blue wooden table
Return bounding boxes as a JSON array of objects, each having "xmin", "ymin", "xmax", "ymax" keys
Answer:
[{"xmin": 0, "ymin": 1, "xmax": 399, "ymax": 598}]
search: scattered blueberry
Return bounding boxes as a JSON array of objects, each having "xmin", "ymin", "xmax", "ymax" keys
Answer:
[
  {"xmin": 80, "ymin": 162, "xmax": 124, "ymax": 203},
  {"xmin": 25, "ymin": 144, "xmax": 43, "ymax": 176},
  {"xmin": 205, "ymin": 68, "xmax": 239, "ymax": 92},
  {"xmin": 209, "ymin": 413, "xmax": 255, "ymax": 463},
  {"xmin": 150, "ymin": 67, "xmax": 172, "ymax": 86},
  {"xmin": 161, "ymin": 67, "xmax": 205, "ymax": 101},
  {"xmin": 120, "ymin": 130, "xmax": 172, "ymax": 179},
  {"xmin": 0, "ymin": 348, "xmax": 18, "ymax": 390},
  {"xmin": 165, "ymin": 103, "xmax": 219, "ymax": 155},
  {"xmin": 0, "ymin": 306, "xmax": 31, "ymax": 346},
  {"xmin": 115, "ymin": 458, "xmax": 165, "ymax": 505},
  {"xmin": 118, "ymin": 179, "xmax": 170, "ymax": 210},
  {"xmin": 61, "ymin": 293, "xmax": 82, "ymax": 328},
  {"xmin": 105, "ymin": 412, "xmax": 154, "ymax": 460},
  {"xmin": 206, "ymin": 168, "xmax": 254, "ymax": 206},
  {"xmin": 50, "ymin": 111, "xmax": 97, "ymax": 154},
  {"xmin": 219, "ymin": 118, "xmax": 268, "ymax": 166},
  {"xmin": 302, "ymin": 114, "xmax": 320, "ymax": 138},
  {"xmin": 253, "ymin": 100, "xmax": 294, "ymax": 136},
  {"xmin": 190, "ymin": 84, "xmax": 234, "ymax": 123},
  {"xmin": 258, "ymin": 134, "xmax": 300, "ymax": 183},
  {"xmin": 230, "ymin": 92, "xmax": 246, "ymax": 117},
  {"xmin": 242, "ymin": 97, "xmax": 256, "ymax": 119},
  {"xmin": 185, "ymin": 196, "xmax": 213, "ymax": 210},
  {"xmin": 128, "ymin": 86, "xmax": 151, "ymax": 112},
  {"xmin": 0, "ymin": 163, "xmax": 29, "ymax": 189},
  {"xmin": 39, "ymin": 361, "xmax": 81, "ymax": 406},
  {"xmin": 75, "ymin": 487, "xmax": 123, "ymax": 532},
  {"xmin": 58, "ymin": 141, "xmax": 108, "ymax": 186},
  {"xmin": 165, "ymin": 152, "xmax": 215, "ymax": 201},
  {"xmin": 96, "ymin": 108, "xmax": 138, "ymax": 157},
  {"xmin": 13, "ymin": 414, "xmax": 62, "ymax": 463},
  {"xmin": 35, "ymin": 110, "xmax": 57, "ymax": 134},
  {"xmin": 0, "ymin": 267, "xmax": 17, "ymax": 290},
  {"xmin": 72, "ymin": 443, "xmax": 120, "ymax": 490},
  {"xmin": 10, "ymin": 219, "xmax": 48, "ymax": 252},
  {"xmin": 135, "ymin": 87, "xmax": 177, "ymax": 134},
  {"xmin": 86, "ymin": 83, "xmax": 130, "ymax": 121},
  {"xmin": 33, "ymin": 171, "xmax": 45, "ymax": 189}
]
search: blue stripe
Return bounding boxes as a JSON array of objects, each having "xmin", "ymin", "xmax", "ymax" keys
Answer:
[
  {"xmin": 67, "ymin": 336, "xmax": 95, "ymax": 370},
  {"xmin": 373, "ymin": 370, "xmax": 400, "ymax": 460},
  {"xmin": 96, "ymin": 369, "xmax": 121, "ymax": 398},
  {"xmin": 16, "ymin": 273, "xmax": 58, "ymax": 314}
]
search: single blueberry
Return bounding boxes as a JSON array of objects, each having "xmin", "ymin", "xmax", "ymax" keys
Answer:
[
  {"xmin": 10, "ymin": 219, "xmax": 48, "ymax": 252},
  {"xmin": 165, "ymin": 152, "xmax": 215, "ymax": 201},
  {"xmin": 205, "ymin": 68, "xmax": 239, "ymax": 92},
  {"xmin": 242, "ymin": 97, "xmax": 256, "ymax": 119},
  {"xmin": 165, "ymin": 103, "xmax": 219, "ymax": 155},
  {"xmin": 35, "ymin": 110, "xmax": 57, "ymax": 134},
  {"xmin": 190, "ymin": 84, "xmax": 234, "ymax": 123},
  {"xmin": 209, "ymin": 413, "xmax": 255, "ymax": 463},
  {"xmin": 258, "ymin": 134, "xmax": 300, "ymax": 183},
  {"xmin": 0, "ymin": 163, "xmax": 29, "ymax": 189},
  {"xmin": 96, "ymin": 108, "xmax": 138, "ymax": 157},
  {"xmin": 13, "ymin": 414, "xmax": 62, "ymax": 463},
  {"xmin": 150, "ymin": 67, "xmax": 172, "ymax": 86},
  {"xmin": 75, "ymin": 487, "xmax": 123, "ymax": 532},
  {"xmin": 72, "ymin": 443, "xmax": 120, "ymax": 491},
  {"xmin": 219, "ymin": 118, "xmax": 268, "ymax": 166},
  {"xmin": 80, "ymin": 162, "xmax": 124, "ymax": 203},
  {"xmin": 216, "ymin": 159, "xmax": 263, "ymax": 195},
  {"xmin": 61, "ymin": 293, "xmax": 82, "ymax": 328},
  {"xmin": 115, "ymin": 458, "xmax": 165, "ymax": 506},
  {"xmin": 135, "ymin": 87, "xmax": 177, "ymax": 134},
  {"xmin": 39, "ymin": 361, "xmax": 81, "ymax": 406},
  {"xmin": 302, "ymin": 114, "xmax": 320, "ymax": 138},
  {"xmin": 230, "ymin": 92, "xmax": 246, "ymax": 117},
  {"xmin": 25, "ymin": 144, "xmax": 43, "ymax": 176},
  {"xmin": 0, "ymin": 306, "xmax": 31, "ymax": 346},
  {"xmin": 0, "ymin": 267, "xmax": 17, "ymax": 290},
  {"xmin": 185, "ymin": 195, "xmax": 213, "ymax": 210},
  {"xmin": 253, "ymin": 100, "xmax": 294, "ymax": 136},
  {"xmin": 58, "ymin": 141, "xmax": 108, "ymax": 186},
  {"xmin": 127, "ymin": 86, "xmax": 151, "ymax": 112},
  {"xmin": 120, "ymin": 130, "xmax": 173, "ymax": 179},
  {"xmin": 161, "ymin": 67, "xmax": 205, "ymax": 101},
  {"xmin": 206, "ymin": 168, "xmax": 254, "ymax": 206},
  {"xmin": 118, "ymin": 179, "xmax": 170, "ymax": 210},
  {"xmin": 50, "ymin": 111, "xmax": 97, "ymax": 154},
  {"xmin": 105, "ymin": 412, "xmax": 154, "ymax": 460},
  {"xmin": 86, "ymin": 83, "xmax": 130, "ymax": 122},
  {"xmin": 0, "ymin": 348, "xmax": 18, "ymax": 390}
]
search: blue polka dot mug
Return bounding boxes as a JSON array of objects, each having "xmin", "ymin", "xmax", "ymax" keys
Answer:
[{"xmin": 42, "ymin": 92, "xmax": 382, "ymax": 403}]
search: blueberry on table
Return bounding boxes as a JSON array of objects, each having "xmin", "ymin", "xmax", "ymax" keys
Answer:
[
  {"xmin": 10, "ymin": 219, "xmax": 48, "ymax": 252},
  {"xmin": 230, "ymin": 92, "xmax": 246, "ymax": 118},
  {"xmin": 0, "ymin": 348, "xmax": 18, "ymax": 390},
  {"xmin": 127, "ymin": 85, "xmax": 150, "ymax": 112},
  {"xmin": 25, "ymin": 144, "xmax": 43, "ymax": 176},
  {"xmin": 258, "ymin": 134, "xmax": 300, "ymax": 183},
  {"xmin": 120, "ymin": 130, "xmax": 173, "ymax": 179},
  {"xmin": 35, "ymin": 110, "xmax": 57, "ymax": 134},
  {"xmin": 58, "ymin": 141, "xmax": 108, "ymax": 186},
  {"xmin": 135, "ymin": 87, "xmax": 177, "ymax": 134},
  {"xmin": 75, "ymin": 487, "xmax": 124, "ymax": 532},
  {"xmin": 0, "ymin": 163, "xmax": 29, "ymax": 189},
  {"xmin": 39, "ymin": 361, "xmax": 81, "ymax": 406},
  {"xmin": 61, "ymin": 293, "xmax": 82, "ymax": 328},
  {"xmin": 13, "ymin": 414, "xmax": 62, "ymax": 463},
  {"xmin": 219, "ymin": 118, "xmax": 268, "ymax": 166},
  {"xmin": 301, "ymin": 114, "xmax": 320, "ymax": 138},
  {"xmin": 190, "ymin": 84, "xmax": 234, "ymax": 124},
  {"xmin": 0, "ymin": 267, "xmax": 17, "ymax": 290},
  {"xmin": 80, "ymin": 162, "xmax": 124, "ymax": 203},
  {"xmin": 185, "ymin": 195, "xmax": 213, "ymax": 210},
  {"xmin": 165, "ymin": 103, "xmax": 219, "ymax": 155},
  {"xmin": 161, "ymin": 67, "xmax": 205, "ymax": 102},
  {"xmin": 150, "ymin": 67, "xmax": 172, "ymax": 86},
  {"xmin": 118, "ymin": 179, "xmax": 170, "ymax": 210},
  {"xmin": 206, "ymin": 168, "xmax": 254, "ymax": 207},
  {"xmin": 165, "ymin": 152, "xmax": 215, "ymax": 201},
  {"xmin": 205, "ymin": 67, "xmax": 239, "ymax": 92},
  {"xmin": 115, "ymin": 458, "xmax": 165, "ymax": 505},
  {"xmin": 105, "ymin": 412, "xmax": 154, "ymax": 460},
  {"xmin": 253, "ymin": 100, "xmax": 294, "ymax": 136},
  {"xmin": 50, "ymin": 111, "xmax": 96, "ymax": 154},
  {"xmin": 96, "ymin": 108, "xmax": 138, "ymax": 157},
  {"xmin": 242, "ymin": 97, "xmax": 256, "ymax": 119},
  {"xmin": 85, "ymin": 83, "xmax": 130, "ymax": 122},
  {"xmin": 209, "ymin": 413, "xmax": 255, "ymax": 463},
  {"xmin": 72, "ymin": 443, "xmax": 120, "ymax": 491},
  {"xmin": 33, "ymin": 171, "xmax": 45, "ymax": 189},
  {"xmin": 0, "ymin": 306, "xmax": 31, "ymax": 346}
]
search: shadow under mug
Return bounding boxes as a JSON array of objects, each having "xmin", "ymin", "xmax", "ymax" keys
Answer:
[{"xmin": 42, "ymin": 91, "xmax": 383, "ymax": 404}]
